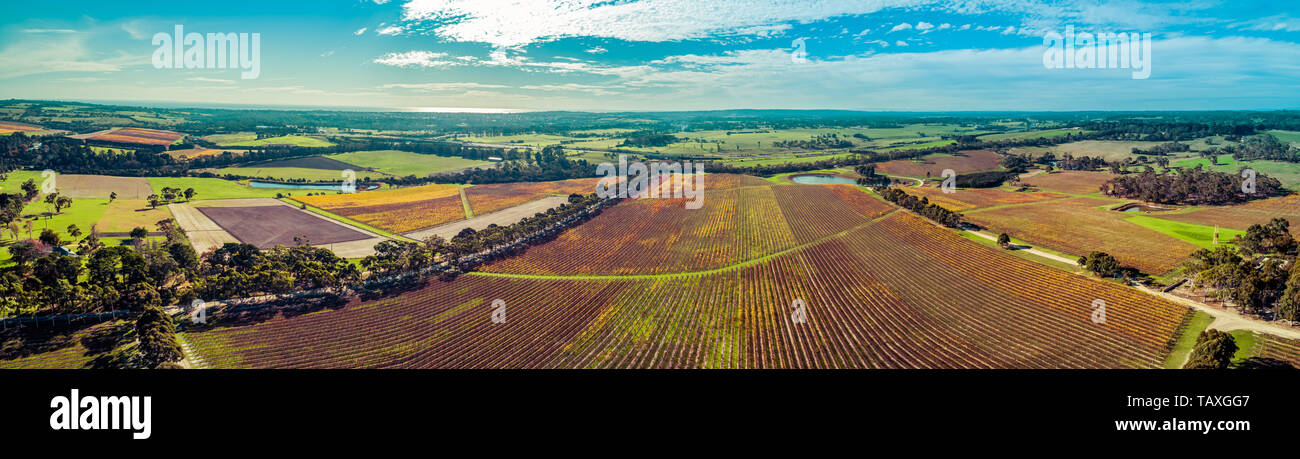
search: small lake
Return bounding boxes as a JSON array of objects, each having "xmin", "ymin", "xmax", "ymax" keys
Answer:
[
  {"xmin": 790, "ymin": 175, "xmax": 857, "ymax": 185},
  {"xmin": 249, "ymin": 181, "xmax": 353, "ymax": 191}
]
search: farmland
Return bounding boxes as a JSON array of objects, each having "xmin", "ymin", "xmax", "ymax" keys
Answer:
[
  {"xmin": 874, "ymin": 150, "xmax": 1002, "ymax": 178},
  {"xmin": 293, "ymin": 183, "xmax": 466, "ymax": 233},
  {"xmin": 0, "ymin": 121, "xmax": 46, "ymax": 134},
  {"xmin": 179, "ymin": 211, "xmax": 1194, "ymax": 369},
  {"xmin": 964, "ymin": 197, "xmax": 1200, "ymax": 274},
  {"xmin": 1150, "ymin": 194, "xmax": 1300, "ymax": 235},
  {"xmin": 196, "ymin": 202, "xmax": 372, "ymax": 249},
  {"xmin": 326, "ymin": 150, "xmax": 492, "ymax": 177},
  {"xmin": 1021, "ymin": 170, "xmax": 1115, "ymax": 195},
  {"xmin": 905, "ymin": 187, "xmax": 1067, "ymax": 212},
  {"xmin": 146, "ymin": 177, "xmax": 287, "ymax": 199},
  {"xmin": 77, "ymin": 127, "xmax": 186, "ymax": 147},
  {"xmin": 214, "ymin": 166, "xmax": 381, "ymax": 182},
  {"xmin": 1172, "ymin": 155, "xmax": 1300, "ymax": 190},
  {"xmin": 205, "ymin": 133, "xmax": 335, "ymax": 148},
  {"xmin": 465, "ymin": 178, "xmax": 602, "ymax": 215}
]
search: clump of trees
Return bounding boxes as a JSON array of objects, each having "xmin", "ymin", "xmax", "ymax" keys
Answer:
[
  {"xmin": 877, "ymin": 187, "xmax": 962, "ymax": 228},
  {"xmin": 619, "ymin": 133, "xmax": 681, "ymax": 148},
  {"xmin": 1077, "ymin": 251, "xmax": 1125, "ymax": 278},
  {"xmin": 1103, "ymin": 165, "xmax": 1285, "ymax": 205},
  {"xmin": 1183, "ymin": 329, "xmax": 1238, "ymax": 369},
  {"xmin": 1181, "ymin": 241, "xmax": 1292, "ymax": 318}
]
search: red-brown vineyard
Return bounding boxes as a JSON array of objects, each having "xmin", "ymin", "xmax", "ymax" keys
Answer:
[{"xmin": 178, "ymin": 203, "xmax": 1197, "ymax": 369}]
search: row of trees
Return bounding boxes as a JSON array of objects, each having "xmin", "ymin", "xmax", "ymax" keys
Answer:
[{"xmin": 877, "ymin": 187, "xmax": 963, "ymax": 228}]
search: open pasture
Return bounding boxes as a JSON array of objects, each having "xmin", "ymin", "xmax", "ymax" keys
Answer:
[
  {"xmin": 53, "ymin": 174, "xmax": 153, "ymax": 199},
  {"xmin": 326, "ymin": 150, "xmax": 492, "ymax": 177}
]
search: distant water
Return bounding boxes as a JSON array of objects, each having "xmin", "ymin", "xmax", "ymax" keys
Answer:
[
  {"xmin": 791, "ymin": 175, "xmax": 856, "ymax": 185},
  {"xmin": 249, "ymin": 181, "xmax": 348, "ymax": 191}
]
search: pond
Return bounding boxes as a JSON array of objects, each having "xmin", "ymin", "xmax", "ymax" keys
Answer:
[
  {"xmin": 248, "ymin": 181, "xmax": 378, "ymax": 191},
  {"xmin": 790, "ymin": 174, "xmax": 857, "ymax": 185}
]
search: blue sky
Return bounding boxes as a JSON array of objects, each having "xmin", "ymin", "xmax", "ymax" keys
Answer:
[{"xmin": 1, "ymin": 0, "xmax": 1298, "ymax": 111}]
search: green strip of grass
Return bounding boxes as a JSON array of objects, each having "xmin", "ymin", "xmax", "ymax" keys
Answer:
[
  {"xmin": 1124, "ymin": 214, "xmax": 1245, "ymax": 250},
  {"xmin": 1164, "ymin": 310, "xmax": 1214, "ymax": 368}
]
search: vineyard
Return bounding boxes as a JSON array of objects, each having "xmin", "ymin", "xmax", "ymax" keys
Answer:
[
  {"xmin": 179, "ymin": 209, "xmax": 1195, "ymax": 369},
  {"xmin": 874, "ymin": 150, "xmax": 1001, "ymax": 178},
  {"xmin": 1152, "ymin": 194, "xmax": 1300, "ymax": 235},
  {"xmin": 1255, "ymin": 334, "xmax": 1300, "ymax": 367},
  {"xmin": 480, "ymin": 183, "xmax": 890, "ymax": 275},
  {"xmin": 965, "ymin": 197, "xmax": 1199, "ymax": 274},
  {"xmin": 905, "ymin": 187, "xmax": 1066, "ymax": 212},
  {"xmin": 89, "ymin": 127, "xmax": 185, "ymax": 146},
  {"xmin": 293, "ymin": 183, "xmax": 466, "ymax": 233},
  {"xmin": 465, "ymin": 178, "xmax": 602, "ymax": 215},
  {"xmin": 0, "ymin": 320, "xmax": 132, "ymax": 369},
  {"xmin": 1021, "ymin": 170, "xmax": 1115, "ymax": 195}
]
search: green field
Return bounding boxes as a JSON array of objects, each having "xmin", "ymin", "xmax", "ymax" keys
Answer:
[
  {"xmin": 1125, "ymin": 214, "xmax": 1245, "ymax": 249},
  {"xmin": 1267, "ymin": 130, "xmax": 1300, "ymax": 145},
  {"xmin": 207, "ymin": 133, "xmax": 335, "ymax": 148},
  {"xmin": 1173, "ymin": 155, "xmax": 1300, "ymax": 190},
  {"xmin": 977, "ymin": 128, "xmax": 1085, "ymax": 142},
  {"xmin": 460, "ymin": 123, "xmax": 986, "ymax": 157},
  {"xmin": 146, "ymin": 177, "xmax": 287, "ymax": 199},
  {"xmin": 214, "ymin": 167, "xmax": 374, "ymax": 182},
  {"xmin": 326, "ymin": 150, "xmax": 491, "ymax": 177}
]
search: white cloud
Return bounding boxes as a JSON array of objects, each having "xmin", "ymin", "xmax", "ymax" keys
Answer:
[
  {"xmin": 373, "ymin": 50, "xmax": 455, "ymax": 67},
  {"xmin": 377, "ymin": 25, "xmax": 405, "ymax": 35},
  {"xmin": 394, "ymin": 0, "xmax": 923, "ymax": 47},
  {"xmin": 888, "ymin": 23, "xmax": 913, "ymax": 33},
  {"xmin": 894, "ymin": 40, "xmax": 908, "ymax": 46},
  {"xmin": 355, "ymin": 27, "xmax": 368, "ymax": 35},
  {"xmin": 915, "ymin": 22, "xmax": 934, "ymax": 30},
  {"xmin": 585, "ymin": 46, "xmax": 607, "ymax": 54}
]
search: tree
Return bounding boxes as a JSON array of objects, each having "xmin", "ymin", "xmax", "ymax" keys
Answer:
[
  {"xmin": 135, "ymin": 305, "xmax": 183, "ymax": 369},
  {"xmin": 54, "ymin": 195, "xmax": 72, "ymax": 214},
  {"xmin": 147, "ymin": 194, "xmax": 161, "ymax": 209},
  {"xmin": 7, "ymin": 241, "xmax": 40, "ymax": 268},
  {"xmin": 66, "ymin": 224, "xmax": 81, "ymax": 240},
  {"xmin": 1080, "ymin": 251, "xmax": 1121, "ymax": 278},
  {"xmin": 109, "ymin": 191, "xmax": 117, "ymax": 203},
  {"xmin": 39, "ymin": 228, "xmax": 61, "ymax": 247},
  {"xmin": 997, "ymin": 233, "xmax": 1011, "ymax": 249},
  {"xmin": 130, "ymin": 227, "xmax": 149, "ymax": 240},
  {"xmin": 1183, "ymin": 329, "xmax": 1238, "ymax": 369},
  {"xmin": 183, "ymin": 188, "xmax": 196, "ymax": 201},
  {"xmin": 20, "ymin": 179, "xmax": 37, "ymax": 201}
]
